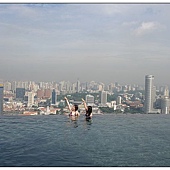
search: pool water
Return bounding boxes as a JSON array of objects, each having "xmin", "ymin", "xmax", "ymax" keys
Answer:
[{"xmin": 0, "ymin": 114, "xmax": 170, "ymax": 167}]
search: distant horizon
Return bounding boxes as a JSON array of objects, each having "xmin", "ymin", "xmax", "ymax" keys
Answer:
[
  {"xmin": 1, "ymin": 4, "xmax": 170, "ymax": 86},
  {"xmin": 1, "ymin": 77, "xmax": 170, "ymax": 87}
]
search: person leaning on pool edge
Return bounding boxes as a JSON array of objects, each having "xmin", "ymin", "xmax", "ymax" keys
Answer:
[
  {"xmin": 82, "ymin": 98, "xmax": 92, "ymax": 119},
  {"xmin": 64, "ymin": 97, "xmax": 80, "ymax": 116}
]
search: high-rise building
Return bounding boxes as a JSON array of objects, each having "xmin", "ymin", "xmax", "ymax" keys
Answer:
[
  {"xmin": 101, "ymin": 91, "xmax": 107, "ymax": 105},
  {"xmin": 4, "ymin": 81, "xmax": 12, "ymax": 91},
  {"xmin": 23, "ymin": 81, "xmax": 29, "ymax": 90},
  {"xmin": 76, "ymin": 79, "xmax": 80, "ymax": 93},
  {"xmin": 27, "ymin": 92, "xmax": 34, "ymax": 107},
  {"xmin": 86, "ymin": 82, "xmax": 88, "ymax": 91},
  {"xmin": 11, "ymin": 81, "xmax": 17, "ymax": 92},
  {"xmin": 66, "ymin": 82, "xmax": 71, "ymax": 92},
  {"xmin": 51, "ymin": 89, "xmax": 57, "ymax": 104},
  {"xmin": 144, "ymin": 75, "xmax": 156, "ymax": 113},
  {"xmin": 99, "ymin": 83, "xmax": 105, "ymax": 91},
  {"xmin": 86, "ymin": 94, "xmax": 94, "ymax": 104},
  {"xmin": 98, "ymin": 85, "xmax": 103, "ymax": 91},
  {"xmin": 37, "ymin": 89, "xmax": 44, "ymax": 99},
  {"xmin": 152, "ymin": 86, "xmax": 157, "ymax": 108},
  {"xmin": 117, "ymin": 96, "xmax": 122, "ymax": 105},
  {"xmin": 161, "ymin": 97, "xmax": 169, "ymax": 114},
  {"xmin": 39, "ymin": 82, "xmax": 44, "ymax": 89},
  {"xmin": 16, "ymin": 88, "xmax": 25, "ymax": 100},
  {"xmin": 115, "ymin": 82, "xmax": 119, "ymax": 87},
  {"xmin": 163, "ymin": 86, "xmax": 169, "ymax": 97},
  {"xmin": 0, "ymin": 84, "xmax": 3, "ymax": 114},
  {"xmin": 44, "ymin": 89, "xmax": 51, "ymax": 98},
  {"xmin": 127, "ymin": 85, "xmax": 131, "ymax": 91},
  {"xmin": 108, "ymin": 83, "xmax": 114, "ymax": 92}
]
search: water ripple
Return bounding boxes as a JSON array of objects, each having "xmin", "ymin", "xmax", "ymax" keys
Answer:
[{"xmin": 1, "ymin": 114, "xmax": 170, "ymax": 166}]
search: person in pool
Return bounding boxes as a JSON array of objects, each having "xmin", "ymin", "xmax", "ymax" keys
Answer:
[
  {"xmin": 64, "ymin": 97, "xmax": 80, "ymax": 116},
  {"xmin": 82, "ymin": 98, "xmax": 92, "ymax": 120}
]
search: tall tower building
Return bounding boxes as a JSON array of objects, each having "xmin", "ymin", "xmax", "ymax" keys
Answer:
[
  {"xmin": 163, "ymin": 86, "xmax": 169, "ymax": 97},
  {"xmin": 51, "ymin": 89, "xmax": 57, "ymax": 104},
  {"xmin": 76, "ymin": 79, "xmax": 80, "ymax": 93},
  {"xmin": 117, "ymin": 96, "xmax": 122, "ymax": 105},
  {"xmin": 161, "ymin": 97, "xmax": 169, "ymax": 114},
  {"xmin": 44, "ymin": 89, "xmax": 51, "ymax": 98},
  {"xmin": 11, "ymin": 81, "xmax": 17, "ymax": 92},
  {"xmin": 86, "ymin": 82, "xmax": 88, "ymax": 91},
  {"xmin": 144, "ymin": 75, "xmax": 155, "ymax": 113},
  {"xmin": 152, "ymin": 86, "xmax": 157, "ymax": 108},
  {"xmin": 101, "ymin": 91, "xmax": 107, "ymax": 105},
  {"xmin": 4, "ymin": 81, "xmax": 12, "ymax": 91},
  {"xmin": 0, "ymin": 84, "xmax": 4, "ymax": 114},
  {"xmin": 16, "ymin": 88, "xmax": 25, "ymax": 100},
  {"xmin": 27, "ymin": 92, "xmax": 34, "ymax": 107},
  {"xmin": 37, "ymin": 89, "xmax": 44, "ymax": 99}
]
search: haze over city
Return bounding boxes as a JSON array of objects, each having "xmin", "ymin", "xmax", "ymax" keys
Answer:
[{"xmin": 0, "ymin": 3, "xmax": 170, "ymax": 85}]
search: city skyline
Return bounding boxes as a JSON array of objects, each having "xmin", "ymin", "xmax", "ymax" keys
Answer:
[
  {"xmin": 0, "ymin": 4, "xmax": 170, "ymax": 85},
  {"xmin": 1, "ymin": 74, "xmax": 169, "ymax": 115},
  {"xmin": 1, "ymin": 77, "xmax": 170, "ymax": 88}
]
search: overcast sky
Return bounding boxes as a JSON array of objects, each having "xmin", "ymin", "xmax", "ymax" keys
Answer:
[{"xmin": 0, "ymin": 3, "xmax": 170, "ymax": 85}]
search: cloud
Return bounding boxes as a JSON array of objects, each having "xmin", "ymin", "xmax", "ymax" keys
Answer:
[
  {"xmin": 1, "ymin": 4, "xmax": 170, "ymax": 84},
  {"xmin": 122, "ymin": 21, "xmax": 138, "ymax": 27},
  {"xmin": 101, "ymin": 4, "xmax": 131, "ymax": 16},
  {"xmin": 7, "ymin": 4, "xmax": 40, "ymax": 19},
  {"xmin": 134, "ymin": 21, "xmax": 164, "ymax": 36}
]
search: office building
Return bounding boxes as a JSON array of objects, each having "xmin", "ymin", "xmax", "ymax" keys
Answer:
[
  {"xmin": 86, "ymin": 94, "xmax": 94, "ymax": 104},
  {"xmin": 163, "ymin": 86, "xmax": 169, "ymax": 97},
  {"xmin": 144, "ymin": 75, "xmax": 157, "ymax": 113},
  {"xmin": 11, "ymin": 81, "xmax": 17, "ymax": 92},
  {"xmin": 76, "ymin": 79, "xmax": 80, "ymax": 93},
  {"xmin": 152, "ymin": 86, "xmax": 157, "ymax": 108},
  {"xmin": 4, "ymin": 81, "xmax": 12, "ymax": 91},
  {"xmin": 51, "ymin": 89, "xmax": 57, "ymax": 104},
  {"xmin": 0, "ymin": 84, "xmax": 3, "ymax": 114},
  {"xmin": 101, "ymin": 91, "xmax": 107, "ymax": 105},
  {"xmin": 37, "ymin": 89, "xmax": 44, "ymax": 99},
  {"xmin": 117, "ymin": 96, "xmax": 122, "ymax": 105},
  {"xmin": 27, "ymin": 92, "xmax": 34, "ymax": 107},
  {"xmin": 16, "ymin": 88, "xmax": 25, "ymax": 100},
  {"xmin": 161, "ymin": 97, "xmax": 169, "ymax": 114},
  {"xmin": 44, "ymin": 89, "xmax": 51, "ymax": 98}
]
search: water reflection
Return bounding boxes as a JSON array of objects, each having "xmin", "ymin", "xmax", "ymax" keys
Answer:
[
  {"xmin": 84, "ymin": 118, "xmax": 92, "ymax": 130},
  {"xmin": 69, "ymin": 116, "xmax": 79, "ymax": 128}
]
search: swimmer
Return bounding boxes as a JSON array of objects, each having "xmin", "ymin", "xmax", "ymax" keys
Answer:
[
  {"xmin": 64, "ymin": 97, "xmax": 80, "ymax": 116},
  {"xmin": 82, "ymin": 98, "xmax": 92, "ymax": 120}
]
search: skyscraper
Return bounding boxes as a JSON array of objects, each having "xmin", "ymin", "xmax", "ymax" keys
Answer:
[
  {"xmin": 16, "ymin": 88, "xmax": 25, "ymax": 100},
  {"xmin": 163, "ymin": 86, "xmax": 169, "ymax": 97},
  {"xmin": 161, "ymin": 97, "xmax": 169, "ymax": 114},
  {"xmin": 11, "ymin": 81, "xmax": 17, "ymax": 92},
  {"xmin": 86, "ymin": 94, "xmax": 94, "ymax": 104},
  {"xmin": 37, "ymin": 89, "xmax": 44, "ymax": 99},
  {"xmin": 4, "ymin": 81, "xmax": 12, "ymax": 91},
  {"xmin": 117, "ymin": 96, "xmax": 122, "ymax": 105},
  {"xmin": 144, "ymin": 75, "xmax": 156, "ymax": 113},
  {"xmin": 101, "ymin": 91, "xmax": 107, "ymax": 105},
  {"xmin": 76, "ymin": 79, "xmax": 80, "ymax": 93},
  {"xmin": 0, "ymin": 84, "xmax": 3, "ymax": 114},
  {"xmin": 51, "ymin": 89, "xmax": 57, "ymax": 104},
  {"xmin": 44, "ymin": 89, "xmax": 51, "ymax": 98},
  {"xmin": 27, "ymin": 92, "xmax": 34, "ymax": 107}
]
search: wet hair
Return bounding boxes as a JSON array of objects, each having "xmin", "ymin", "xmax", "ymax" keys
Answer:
[
  {"xmin": 86, "ymin": 106, "xmax": 92, "ymax": 116},
  {"xmin": 74, "ymin": 104, "xmax": 78, "ymax": 111}
]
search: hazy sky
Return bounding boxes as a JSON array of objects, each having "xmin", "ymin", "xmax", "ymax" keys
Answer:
[{"xmin": 0, "ymin": 3, "xmax": 170, "ymax": 85}]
